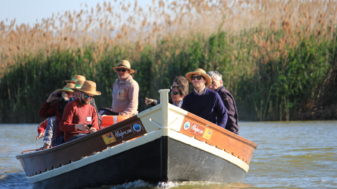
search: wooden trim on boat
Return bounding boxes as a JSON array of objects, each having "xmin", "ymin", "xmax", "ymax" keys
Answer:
[
  {"xmin": 17, "ymin": 116, "xmax": 147, "ymax": 176},
  {"xmin": 180, "ymin": 113, "xmax": 257, "ymax": 163}
]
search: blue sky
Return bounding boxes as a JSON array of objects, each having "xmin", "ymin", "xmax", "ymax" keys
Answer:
[{"xmin": 0, "ymin": 0, "xmax": 111, "ymax": 25}]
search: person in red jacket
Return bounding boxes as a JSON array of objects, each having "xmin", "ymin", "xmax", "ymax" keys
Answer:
[
  {"xmin": 37, "ymin": 82, "xmax": 75, "ymax": 149},
  {"xmin": 61, "ymin": 80, "xmax": 101, "ymax": 142}
]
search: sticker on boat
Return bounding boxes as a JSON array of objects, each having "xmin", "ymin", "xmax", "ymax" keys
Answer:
[{"xmin": 183, "ymin": 121, "xmax": 190, "ymax": 130}]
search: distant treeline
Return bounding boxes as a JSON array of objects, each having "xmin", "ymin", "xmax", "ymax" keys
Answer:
[{"xmin": 0, "ymin": 29, "xmax": 336, "ymax": 123}]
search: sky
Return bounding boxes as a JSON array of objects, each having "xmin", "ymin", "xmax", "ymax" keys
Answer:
[{"xmin": 0, "ymin": 0, "xmax": 110, "ymax": 25}]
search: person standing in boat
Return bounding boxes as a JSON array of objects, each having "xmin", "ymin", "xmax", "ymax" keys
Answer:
[
  {"xmin": 60, "ymin": 80, "xmax": 101, "ymax": 142},
  {"xmin": 181, "ymin": 68, "xmax": 228, "ymax": 128},
  {"xmin": 105, "ymin": 60, "xmax": 139, "ymax": 116},
  {"xmin": 145, "ymin": 76, "xmax": 189, "ymax": 108},
  {"xmin": 208, "ymin": 71, "xmax": 239, "ymax": 134}
]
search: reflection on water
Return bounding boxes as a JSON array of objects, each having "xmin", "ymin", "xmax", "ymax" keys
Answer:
[{"xmin": 0, "ymin": 121, "xmax": 336, "ymax": 189}]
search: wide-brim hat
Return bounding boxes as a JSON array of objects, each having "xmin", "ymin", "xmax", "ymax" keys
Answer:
[
  {"xmin": 185, "ymin": 68, "xmax": 212, "ymax": 87},
  {"xmin": 60, "ymin": 82, "xmax": 75, "ymax": 93},
  {"xmin": 65, "ymin": 75, "xmax": 86, "ymax": 89},
  {"xmin": 112, "ymin": 60, "xmax": 136, "ymax": 74},
  {"xmin": 77, "ymin": 80, "xmax": 101, "ymax": 96}
]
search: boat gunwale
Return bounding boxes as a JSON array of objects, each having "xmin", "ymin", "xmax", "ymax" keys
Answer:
[
  {"xmin": 16, "ymin": 115, "xmax": 140, "ymax": 159},
  {"xmin": 183, "ymin": 112, "xmax": 257, "ymax": 149}
]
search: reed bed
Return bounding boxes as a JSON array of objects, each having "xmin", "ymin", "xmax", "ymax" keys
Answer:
[{"xmin": 0, "ymin": 0, "xmax": 336, "ymax": 122}]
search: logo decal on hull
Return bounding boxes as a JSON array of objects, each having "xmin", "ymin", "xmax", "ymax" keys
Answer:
[
  {"xmin": 183, "ymin": 121, "xmax": 191, "ymax": 130},
  {"xmin": 133, "ymin": 124, "xmax": 142, "ymax": 132},
  {"xmin": 203, "ymin": 127, "xmax": 213, "ymax": 140},
  {"xmin": 102, "ymin": 132, "xmax": 117, "ymax": 145}
]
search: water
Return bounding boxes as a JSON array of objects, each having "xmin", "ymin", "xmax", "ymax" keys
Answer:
[{"xmin": 0, "ymin": 121, "xmax": 336, "ymax": 189}]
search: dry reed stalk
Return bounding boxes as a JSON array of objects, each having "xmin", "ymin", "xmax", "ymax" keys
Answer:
[{"xmin": 0, "ymin": 0, "xmax": 336, "ymax": 76}]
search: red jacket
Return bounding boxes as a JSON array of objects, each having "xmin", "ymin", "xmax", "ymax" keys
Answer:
[
  {"xmin": 39, "ymin": 100, "xmax": 68, "ymax": 138},
  {"xmin": 60, "ymin": 100, "xmax": 99, "ymax": 141}
]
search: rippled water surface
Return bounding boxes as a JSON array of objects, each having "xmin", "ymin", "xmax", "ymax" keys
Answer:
[{"xmin": 0, "ymin": 121, "xmax": 336, "ymax": 189}]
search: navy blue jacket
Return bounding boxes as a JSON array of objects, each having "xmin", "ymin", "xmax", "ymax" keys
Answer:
[{"xmin": 181, "ymin": 88, "xmax": 228, "ymax": 128}]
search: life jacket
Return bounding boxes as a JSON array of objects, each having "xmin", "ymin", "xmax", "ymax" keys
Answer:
[{"xmin": 100, "ymin": 115, "xmax": 129, "ymax": 129}]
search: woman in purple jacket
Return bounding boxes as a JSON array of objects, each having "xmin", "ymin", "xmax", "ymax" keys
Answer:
[{"xmin": 208, "ymin": 71, "xmax": 239, "ymax": 134}]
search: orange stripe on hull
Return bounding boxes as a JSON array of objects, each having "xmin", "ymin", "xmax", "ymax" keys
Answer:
[{"xmin": 179, "ymin": 113, "xmax": 257, "ymax": 163}]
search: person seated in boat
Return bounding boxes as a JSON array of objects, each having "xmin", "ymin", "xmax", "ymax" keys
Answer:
[
  {"xmin": 208, "ymin": 71, "xmax": 239, "ymax": 134},
  {"xmin": 68, "ymin": 75, "xmax": 103, "ymax": 127},
  {"xmin": 65, "ymin": 74, "xmax": 86, "ymax": 90},
  {"xmin": 144, "ymin": 76, "xmax": 189, "ymax": 107},
  {"xmin": 60, "ymin": 80, "xmax": 101, "ymax": 142},
  {"xmin": 181, "ymin": 68, "xmax": 228, "ymax": 128},
  {"xmin": 37, "ymin": 82, "xmax": 76, "ymax": 149},
  {"xmin": 66, "ymin": 75, "xmax": 96, "ymax": 107},
  {"xmin": 100, "ymin": 60, "xmax": 139, "ymax": 117}
]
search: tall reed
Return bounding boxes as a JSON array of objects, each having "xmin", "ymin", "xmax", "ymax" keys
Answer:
[{"xmin": 0, "ymin": 0, "xmax": 336, "ymax": 122}]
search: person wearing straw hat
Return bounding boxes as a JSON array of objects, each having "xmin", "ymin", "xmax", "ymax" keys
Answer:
[
  {"xmin": 65, "ymin": 74, "xmax": 100, "ymax": 116},
  {"xmin": 61, "ymin": 80, "xmax": 101, "ymax": 142},
  {"xmin": 181, "ymin": 68, "xmax": 228, "ymax": 128},
  {"xmin": 38, "ymin": 82, "xmax": 76, "ymax": 149},
  {"xmin": 208, "ymin": 71, "xmax": 239, "ymax": 134},
  {"xmin": 65, "ymin": 75, "xmax": 87, "ymax": 101},
  {"xmin": 65, "ymin": 75, "xmax": 86, "ymax": 89},
  {"xmin": 109, "ymin": 60, "xmax": 139, "ymax": 116}
]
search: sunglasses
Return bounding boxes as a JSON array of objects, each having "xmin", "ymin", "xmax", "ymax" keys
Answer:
[
  {"xmin": 171, "ymin": 85, "xmax": 180, "ymax": 89},
  {"xmin": 171, "ymin": 91, "xmax": 180, "ymax": 95},
  {"xmin": 116, "ymin": 68, "xmax": 128, "ymax": 72},
  {"xmin": 191, "ymin": 75, "xmax": 203, "ymax": 80},
  {"xmin": 83, "ymin": 93, "xmax": 92, "ymax": 99}
]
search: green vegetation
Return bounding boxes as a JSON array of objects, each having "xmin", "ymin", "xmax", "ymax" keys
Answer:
[
  {"xmin": 0, "ymin": 29, "xmax": 336, "ymax": 122},
  {"xmin": 1, "ymin": 0, "xmax": 336, "ymax": 122}
]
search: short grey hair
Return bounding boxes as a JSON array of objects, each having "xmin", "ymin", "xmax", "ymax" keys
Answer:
[{"xmin": 208, "ymin": 71, "xmax": 222, "ymax": 81}]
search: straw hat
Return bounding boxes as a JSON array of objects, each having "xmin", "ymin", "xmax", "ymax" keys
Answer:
[
  {"xmin": 65, "ymin": 75, "xmax": 86, "ymax": 89},
  {"xmin": 112, "ymin": 60, "xmax": 136, "ymax": 74},
  {"xmin": 60, "ymin": 82, "xmax": 75, "ymax": 93},
  {"xmin": 77, "ymin": 80, "xmax": 101, "ymax": 96},
  {"xmin": 185, "ymin": 68, "xmax": 212, "ymax": 87}
]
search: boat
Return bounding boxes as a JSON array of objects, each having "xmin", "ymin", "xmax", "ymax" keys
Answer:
[{"xmin": 16, "ymin": 89, "xmax": 257, "ymax": 189}]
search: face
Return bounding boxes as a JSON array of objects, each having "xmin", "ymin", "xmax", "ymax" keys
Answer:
[
  {"xmin": 73, "ymin": 90, "xmax": 81, "ymax": 99},
  {"xmin": 116, "ymin": 68, "xmax": 131, "ymax": 80},
  {"xmin": 66, "ymin": 92, "xmax": 74, "ymax": 98},
  {"xmin": 80, "ymin": 92, "xmax": 93, "ymax": 104},
  {"xmin": 62, "ymin": 91, "xmax": 74, "ymax": 101},
  {"xmin": 191, "ymin": 74, "xmax": 206, "ymax": 89},
  {"xmin": 170, "ymin": 82, "xmax": 183, "ymax": 102},
  {"xmin": 210, "ymin": 77, "xmax": 222, "ymax": 90}
]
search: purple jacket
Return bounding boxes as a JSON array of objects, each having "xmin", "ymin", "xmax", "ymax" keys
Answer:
[{"xmin": 217, "ymin": 86, "xmax": 239, "ymax": 134}]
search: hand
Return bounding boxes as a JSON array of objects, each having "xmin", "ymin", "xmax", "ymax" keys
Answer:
[
  {"xmin": 38, "ymin": 143, "xmax": 50, "ymax": 150},
  {"xmin": 36, "ymin": 132, "xmax": 44, "ymax": 140},
  {"xmin": 119, "ymin": 112, "xmax": 127, "ymax": 116},
  {"xmin": 89, "ymin": 127, "xmax": 97, "ymax": 133},
  {"xmin": 75, "ymin": 124, "xmax": 89, "ymax": 131},
  {"xmin": 145, "ymin": 97, "xmax": 157, "ymax": 105}
]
